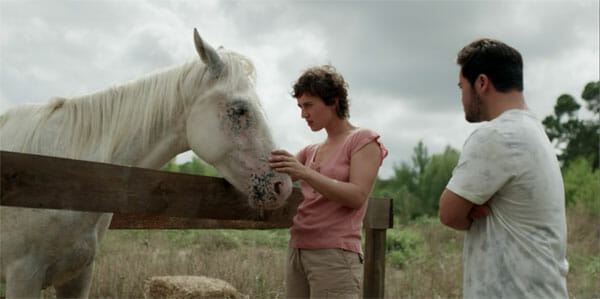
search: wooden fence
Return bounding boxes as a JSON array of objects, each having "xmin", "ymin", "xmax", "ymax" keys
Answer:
[{"xmin": 0, "ymin": 150, "xmax": 392, "ymax": 298}]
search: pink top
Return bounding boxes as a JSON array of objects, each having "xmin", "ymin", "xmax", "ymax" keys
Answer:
[{"xmin": 289, "ymin": 128, "xmax": 388, "ymax": 254}]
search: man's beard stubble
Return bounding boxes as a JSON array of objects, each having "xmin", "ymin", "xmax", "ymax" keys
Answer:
[{"xmin": 465, "ymin": 89, "xmax": 485, "ymax": 123}]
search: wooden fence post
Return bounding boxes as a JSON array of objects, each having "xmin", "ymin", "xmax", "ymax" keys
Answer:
[
  {"xmin": 362, "ymin": 198, "xmax": 393, "ymax": 299},
  {"xmin": 364, "ymin": 228, "xmax": 387, "ymax": 298}
]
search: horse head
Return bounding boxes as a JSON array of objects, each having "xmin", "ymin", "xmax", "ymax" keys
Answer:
[{"xmin": 182, "ymin": 29, "xmax": 292, "ymax": 210}]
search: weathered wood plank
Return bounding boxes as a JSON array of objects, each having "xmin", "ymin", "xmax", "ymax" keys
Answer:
[
  {"xmin": 1, "ymin": 151, "xmax": 393, "ymax": 230},
  {"xmin": 0, "ymin": 151, "xmax": 301, "ymax": 222},
  {"xmin": 110, "ymin": 197, "xmax": 393, "ymax": 230},
  {"xmin": 109, "ymin": 214, "xmax": 294, "ymax": 229}
]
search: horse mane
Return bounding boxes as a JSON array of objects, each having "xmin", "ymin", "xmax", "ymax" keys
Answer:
[{"xmin": 1, "ymin": 49, "xmax": 257, "ymax": 162}]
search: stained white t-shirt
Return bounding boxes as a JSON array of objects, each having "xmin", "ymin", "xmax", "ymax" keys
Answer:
[{"xmin": 447, "ymin": 109, "xmax": 568, "ymax": 299}]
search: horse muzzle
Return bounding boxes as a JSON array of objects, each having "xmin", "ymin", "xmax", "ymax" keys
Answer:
[{"xmin": 248, "ymin": 171, "xmax": 292, "ymax": 210}]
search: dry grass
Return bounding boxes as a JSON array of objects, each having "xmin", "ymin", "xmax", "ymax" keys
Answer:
[
  {"xmin": 385, "ymin": 218, "xmax": 463, "ymax": 298},
  {"xmin": 89, "ymin": 231, "xmax": 288, "ymax": 299},
  {"xmin": 41, "ymin": 230, "xmax": 288, "ymax": 298},
  {"xmin": 565, "ymin": 204, "xmax": 600, "ymax": 299},
  {"xmin": 33, "ymin": 207, "xmax": 599, "ymax": 298}
]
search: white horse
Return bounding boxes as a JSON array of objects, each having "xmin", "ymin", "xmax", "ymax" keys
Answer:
[{"xmin": 0, "ymin": 29, "xmax": 292, "ymax": 298}]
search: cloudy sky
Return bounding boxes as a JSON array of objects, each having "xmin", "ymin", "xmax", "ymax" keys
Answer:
[{"xmin": 1, "ymin": 0, "xmax": 598, "ymax": 178}]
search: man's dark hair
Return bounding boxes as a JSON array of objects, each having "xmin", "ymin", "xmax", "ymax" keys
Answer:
[
  {"xmin": 457, "ymin": 38, "xmax": 524, "ymax": 92},
  {"xmin": 292, "ymin": 65, "xmax": 349, "ymax": 119}
]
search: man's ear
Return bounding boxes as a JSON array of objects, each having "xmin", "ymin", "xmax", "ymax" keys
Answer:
[{"xmin": 476, "ymin": 74, "xmax": 491, "ymax": 93}]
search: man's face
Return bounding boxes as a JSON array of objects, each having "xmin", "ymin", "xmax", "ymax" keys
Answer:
[{"xmin": 459, "ymin": 72, "xmax": 484, "ymax": 123}]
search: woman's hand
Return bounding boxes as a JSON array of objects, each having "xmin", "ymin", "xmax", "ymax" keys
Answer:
[{"xmin": 269, "ymin": 149, "xmax": 306, "ymax": 181}]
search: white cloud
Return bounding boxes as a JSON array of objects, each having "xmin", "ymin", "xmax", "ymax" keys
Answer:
[
  {"xmin": 1, "ymin": 0, "xmax": 598, "ymax": 179},
  {"xmin": 526, "ymin": 46, "xmax": 600, "ymax": 121},
  {"xmin": 0, "ymin": 89, "xmax": 11, "ymax": 113}
]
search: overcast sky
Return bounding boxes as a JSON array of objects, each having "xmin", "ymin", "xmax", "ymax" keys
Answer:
[{"xmin": 1, "ymin": 0, "xmax": 598, "ymax": 178}]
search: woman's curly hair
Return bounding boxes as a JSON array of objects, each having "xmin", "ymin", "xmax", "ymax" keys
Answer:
[{"xmin": 292, "ymin": 65, "xmax": 349, "ymax": 119}]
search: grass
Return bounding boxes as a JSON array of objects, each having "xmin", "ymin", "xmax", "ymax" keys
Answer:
[
  {"xmin": 27, "ymin": 206, "xmax": 599, "ymax": 298},
  {"xmin": 384, "ymin": 217, "xmax": 464, "ymax": 298},
  {"xmin": 564, "ymin": 204, "xmax": 600, "ymax": 298}
]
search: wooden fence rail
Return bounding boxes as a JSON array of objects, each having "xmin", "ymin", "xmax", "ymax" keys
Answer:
[{"xmin": 0, "ymin": 150, "xmax": 392, "ymax": 298}]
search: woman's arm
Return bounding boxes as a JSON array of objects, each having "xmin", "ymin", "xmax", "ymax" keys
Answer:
[{"xmin": 270, "ymin": 142, "xmax": 382, "ymax": 209}]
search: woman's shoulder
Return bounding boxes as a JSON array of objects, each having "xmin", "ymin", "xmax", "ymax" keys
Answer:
[
  {"xmin": 348, "ymin": 127, "xmax": 381, "ymax": 141},
  {"xmin": 346, "ymin": 127, "xmax": 388, "ymax": 161}
]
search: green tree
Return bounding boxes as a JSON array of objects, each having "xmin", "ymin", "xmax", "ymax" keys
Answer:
[
  {"xmin": 417, "ymin": 146, "xmax": 460, "ymax": 215},
  {"xmin": 372, "ymin": 142, "xmax": 459, "ymax": 223},
  {"xmin": 160, "ymin": 156, "xmax": 220, "ymax": 177},
  {"xmin": 411, "ymin": 140, "xmax": 429, "ymax": 179},
  {"xmin": 393, "ymin": 162, "xmax": 418, "ymax": 194},
  {"xmin": 581, "ymin": 81, "xmax": 600, "ymax": 114},
  {"xmin": 161, "ymin": 159, "xmax": 180, "ymax": 172},
  {"xmin": 373, "ymin": 162, "xmax": 412, "ymax": 220},
  {"xmin": 372, "ymin": 148, "xmax": 422, "ymax": 222},
  {"xmin": 542, "ymin": 81, "xmax": 599, "ymax": 169},
  {"xmin": 179, "ymin": 157, "xmax": 219, "ymax": 176}
]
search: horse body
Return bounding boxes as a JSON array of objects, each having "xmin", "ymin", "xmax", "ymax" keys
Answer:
[{"xmin": 0, "ymin": 29, "xmax": 292, "ymax": 298}]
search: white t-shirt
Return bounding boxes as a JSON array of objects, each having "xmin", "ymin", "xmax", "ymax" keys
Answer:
[{"xmin": 447, "ymin": 109, "xmax": 568, "ymax": 299}]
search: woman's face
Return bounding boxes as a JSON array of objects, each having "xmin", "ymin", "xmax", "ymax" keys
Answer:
[{"xmin": 296, "ymin": 93, "xmax": 337, "ymax": 131}]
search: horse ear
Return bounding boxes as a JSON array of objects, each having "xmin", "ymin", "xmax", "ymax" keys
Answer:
[{"xmin": 193, "ymin": 28, "xmax": 224, "ymax": 78}]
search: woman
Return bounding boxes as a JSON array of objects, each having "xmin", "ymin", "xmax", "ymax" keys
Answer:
[{"xmin": 269, "ymin": 65, "xmax": 387, "ymax": 298}]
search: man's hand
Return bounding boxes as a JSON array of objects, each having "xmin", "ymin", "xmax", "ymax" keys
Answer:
[{"xmin": 468, "ymin": 199, "xmax": 492, "ymax": 220}]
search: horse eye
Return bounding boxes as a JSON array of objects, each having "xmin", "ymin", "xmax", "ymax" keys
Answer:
[
  {"xmin": 234, "ymin": 106, "xmax": 247, "ymax": 116},
  {"xmin": 223, "ymin": 100, "xmax": 255, "ymax": 134},
  {"xmin": 226, "ymin": 99, "xmax": 252, "ymax": 120}
]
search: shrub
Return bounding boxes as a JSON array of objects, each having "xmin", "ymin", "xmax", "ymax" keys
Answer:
[
  {"xmin": 562, "ymin": 157, "xmax": 600, "ymax": 216},
  {"xmin": 386, "ymin": 229, "xmax": 425, "ymax": 268}
]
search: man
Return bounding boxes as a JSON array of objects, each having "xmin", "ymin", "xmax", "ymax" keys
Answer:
[{"xmin": 439, "ymin": 39, "xmax": 569, "ymax": 298}]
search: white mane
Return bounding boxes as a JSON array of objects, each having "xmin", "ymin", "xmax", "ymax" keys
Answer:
[{"xmin": 0, "ymin": 50, "xmax": 257, "ymax": 162}]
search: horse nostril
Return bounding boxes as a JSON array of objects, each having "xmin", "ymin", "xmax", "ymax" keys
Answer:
[{"xmin": 274, "ymin": 181, "xmax": 282, "ymax": 196}]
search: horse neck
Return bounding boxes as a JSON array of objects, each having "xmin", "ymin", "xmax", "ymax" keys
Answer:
[
  {"xmin": 66, "ymin": 63, "xmax": 197, "ymax": 168},
  {"xmin": 131, "ymin": 116, "xmax": 189, "ymax": 169}
]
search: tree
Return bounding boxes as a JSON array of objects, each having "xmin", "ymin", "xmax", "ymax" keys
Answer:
[
  {"xmin": 393, "ymin": 162, "xmax": 418, "ymax": 194},
  {"xmin": 161, "ymin": 159, "xmax": 180, "ymax": 172},
  {"xmin": 372, "ymin": 161, "xmax": 417, "ymax": 222},
  {"xmin": 372, "ymin": 143, "xmax": 425, "ymax": 223},
  {"xmin": 411, "ymin": 140, "xmax": 429, "ymax": 178},
  {"xmin": 542, "ymin": 81, "xmax": 599, "ymax": 169},
  {"xmin": 581, "ymin": 81, "xmax": 600, "ymax": 114},
  {"xmin": 372, "ymin": 142, "xmax": 459, "ymax": 223},
  {"xmin": 417, "ymin": 146, "xmax": 460, "ymax": 214},
  {"xmin": 161, "ymin": 156, "xmax": 220, "ymax": 177},
  {"xmin": 179, "ymin": 157, "xmax": 220, "ymax": 176}
]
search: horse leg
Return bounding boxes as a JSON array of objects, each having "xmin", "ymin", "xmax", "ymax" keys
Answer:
[
  {"xmin": 54, "ymin": 262, "xmax": 94, "ymax": 299},
  {"xmin": 4, "ymin": 259, "xmax": 45, "ymax": 299}
]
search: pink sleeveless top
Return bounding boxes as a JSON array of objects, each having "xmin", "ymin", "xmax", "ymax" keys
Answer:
[{"xmin": 289, "ymin": 128, "xmax": 388, "ymax": 254}]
